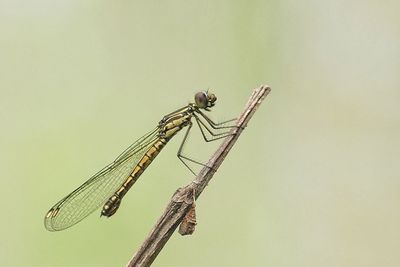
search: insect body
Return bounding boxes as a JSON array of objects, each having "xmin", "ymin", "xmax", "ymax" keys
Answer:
[{"xmin": 44, "ymin": 91, "xmax": 233, "ymax": 231}]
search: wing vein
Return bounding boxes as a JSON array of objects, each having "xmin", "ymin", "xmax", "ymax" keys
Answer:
[{"xmin": 44, "ymin": 127, "xmax": 159, "ymax": 231}]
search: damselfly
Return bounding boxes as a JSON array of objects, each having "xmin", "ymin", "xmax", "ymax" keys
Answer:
[{"xmin": 44, "ymin": 91, "xmax": 235, "ymax": 231}]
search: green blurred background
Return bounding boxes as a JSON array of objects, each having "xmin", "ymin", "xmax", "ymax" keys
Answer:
[{"xmin": 1, "ymin": 1, "xmax": 399, "ymax": 266}]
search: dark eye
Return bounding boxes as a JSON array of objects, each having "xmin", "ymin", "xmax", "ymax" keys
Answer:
[{"xmin": 194, "ymin": 92, "xmax": 208, "ymax": 108}]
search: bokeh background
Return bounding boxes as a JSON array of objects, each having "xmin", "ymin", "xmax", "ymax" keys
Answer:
[{"xmin": 1, "ymin": 1, "xmax": 399, "ymax": 266}]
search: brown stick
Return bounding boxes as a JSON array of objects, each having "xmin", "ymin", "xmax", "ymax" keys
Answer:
[{"xmin": 126, "ymin": 85, "xmax": 271, "ymax": 267}]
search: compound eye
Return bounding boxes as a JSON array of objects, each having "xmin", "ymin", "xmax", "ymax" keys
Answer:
[{"xmin": 194, "ymin": 92, "xmax": 208, "ymax": 108}]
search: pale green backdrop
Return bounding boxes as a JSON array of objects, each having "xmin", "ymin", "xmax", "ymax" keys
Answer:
[{"xmin": 1, "ymin": 1, "xmax": 399, "ymax": 267}]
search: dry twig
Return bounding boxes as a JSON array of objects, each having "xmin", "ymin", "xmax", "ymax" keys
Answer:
[{"xmin": 126, "ymin": 85, "xmax": 271, "ymax": 267}]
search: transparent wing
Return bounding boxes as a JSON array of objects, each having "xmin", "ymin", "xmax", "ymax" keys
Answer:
[{"xmin": 44, "ymin": 127, "xmax": 159, "ymax": 231}]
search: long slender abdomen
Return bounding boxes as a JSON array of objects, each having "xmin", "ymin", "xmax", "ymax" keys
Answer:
[
  {"xmin": 101, "ymin": 112, "xmax": 191, "ymax": 217},
  {"xmin": 101, "ymin": 138, "xmax": 167, "ymax": 217}
]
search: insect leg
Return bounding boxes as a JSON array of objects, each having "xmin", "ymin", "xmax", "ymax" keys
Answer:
[
  {"xmin": 177, "ymin": 122, "xmax": 214, "ymax": 175},
  {"xmin": 194, "ymin": 114, "xmax": 237, "ymax": 142},
  {"xmin": 195, "ymin": 109, "xmax": 238, "ymax": 129}
]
